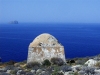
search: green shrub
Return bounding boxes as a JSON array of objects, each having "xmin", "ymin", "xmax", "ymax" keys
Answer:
[
  {"xmin": 51, "ymin": 57, "xmax": 64, "ymax": 66},
  {"xmin": 52, "ymin": 72, "xmax": 64, "ymax": 75},
  {"xmin": 26, "ymin": 62, "xmax": 41, "ymax": 68},
  {"xmin": 52, "ymin": 66, "xmax": 63, "ymax": 75},
  {"xmin": 74, "ymin": 72, "xmax": 78, "ymax": 75},
  {"xmin": 42, "ymin": 59, "xmax": 51, "ymax": 66},
  {"xmin": 10, "ymin": 70, "xmax": 17, "ymax": 74},
  {"xmin": 19, "ymin": 61, "xmax": 26, "ymax": 65},
  {"xmin": 4, "ymin": 60, "xmax": 16, "ymax": 65}
]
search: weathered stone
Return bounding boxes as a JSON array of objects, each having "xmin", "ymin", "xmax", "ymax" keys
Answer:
[
  {"xmin": 14, "ymin": 63, "xmax": 20, "ymax": 67},
  {"xmin": 26, "ymin": 72, "xmax": 34, "ymax": 75},
  {"xmin": 0, "ymin": 68, "xmax": 5, "ymax": 72},
  {"xmin": 78, "ymin": 71, "xmax": 85, "ymax": 75},
  {"xmin": 64, "ymin": 71, "xmax": 74, "ymax": 75},
  {"xmin": 41, "ymin": 71, "xmax": 45, "ymax": 74},
  {"xmin": 3, "ymin": 65, "xmax": 18, "ymax": 71},
  {"xmin": 0, "ymin": 72, "xmax": 11, "ymax": 75},
  {"xmin": 36, "ymin": 69, "xmax": 42, "ymax": 74},
  {"xmin": 60, "ymin": 65, "xmax": 72, "ymax": 72},
  {"xmin": 30, "ymin": 70, "xmax": 35, "ymax": 73},
  {"xmin": 85, "ymin": 59, "xmax": 97, "ymax": 67},
  {"xmin": 6, "ymin": 70, "xmax": 11, "ymax": 74},
  {"xmin": 71, "ymin": 65, "xmax": 82, "ymax": 72},
  {"xmin": 27, "ymin": 33, "xmax": 65, "ymax": 63},
  {"xmin": 17, "ymin": 70, "xmax": 26, "ymax": 75},
  {"xmin": 17, "ymin": 70, "xmax": 22, "ymax": 75},
  {"xmin": 39, "ymin": 71, "xmax": 51, "ymax": 75},
  {"xmin": 95, "ymin": 69, "xmax": 100, "ymax": 73}
]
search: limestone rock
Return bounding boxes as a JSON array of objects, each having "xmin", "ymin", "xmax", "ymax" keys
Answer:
[
  {"xmin": 36, "ymin": 69, "xmax": 42, "ymax": 74},
  {"xmin": 85, "ymin": 59, "xmax": 97, "ymax": 67},
  {"xmin": 6, "ymin": 70, "xmax": 11, "ymax": 74},
  {"xmin": 27, "ymin": 33, "xmax": 65, "ymax": 63},
  {"xmin": 30, "ymin": 70, "xmax": 35, "ymax": 73}
]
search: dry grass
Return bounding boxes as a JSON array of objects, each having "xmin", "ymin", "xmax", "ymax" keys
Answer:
[{"xmin": 95, "ymin": 62, "xmax": 100, "ymax": 67}]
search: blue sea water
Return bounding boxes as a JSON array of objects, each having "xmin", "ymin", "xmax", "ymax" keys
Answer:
[{"xmin": 0, "ymin": 23, "xmax": 100, "ymax": 62}]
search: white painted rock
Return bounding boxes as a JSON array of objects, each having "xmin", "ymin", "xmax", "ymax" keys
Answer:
[
  {"xmin": 27, "ymin": 33, "xmax": 65, "ymax": 63},
  {"xmin": 85, "ymin": 59, "xmax": 97, "ymax": 67}
]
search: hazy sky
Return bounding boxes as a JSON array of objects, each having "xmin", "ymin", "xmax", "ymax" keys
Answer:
[{"xmin": 0, "ymin": 0, "xmax": 100, "ymax": 23}]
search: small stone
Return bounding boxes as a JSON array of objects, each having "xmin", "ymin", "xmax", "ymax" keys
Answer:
[
  {"xmin": 31, "ymin": 70, "xmax": 35, "ymax": 73},
  {"xmin": 17, "ymin": 70, "xmax": 22, "ymax": 75},
  {"xmin": 26, "ymin": 72, "xmax": 33, "ymax": 75},
  {"xmin": 14, "ymin": 63, "xmax": 20, "ymax": 67},
  {"xmin": 6, "ymin": 70, "xmax": 11, "ymax": 74},
  {"xmin": 78, "ymin": 71, "xmax": 85, "ymax": 75},
  {"xmin": 36, "ymin": 69, "xmax": 42, "ymax": 74},
  {"xmin": 41, "ymin": 71, "xmax": 45, "ymax": 74}
]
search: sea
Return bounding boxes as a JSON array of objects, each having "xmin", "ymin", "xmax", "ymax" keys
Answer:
[{"xmin": 0, "ymin": 23, "xmax": 100, "ymax": 62}]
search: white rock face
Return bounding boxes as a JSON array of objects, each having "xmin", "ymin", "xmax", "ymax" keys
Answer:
[
  {"xmin": 27, "ymin": 33, "xmax": 65, "ymax": 63},
  {"xmin": 85, "ymin": 59, "xmax": 97, "ymax": 67}
]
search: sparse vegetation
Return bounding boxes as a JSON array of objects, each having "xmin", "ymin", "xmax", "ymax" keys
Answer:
[
  {"xmin": 4, "ymin": 60, "xmax": 16, "ymax": 65},
  {"xmin": 74, "ymin": 72, "xmax": 78, "ymax": 75},
  {"xmin": 95, "ymin": 62, "xmax": 100, "ymax": 68},
  {"xmin": 26, "ymin": 62, "xmax": 41, "ymax": 68},
  {"xmin": 10, "ymin": 70, "xmax": 17, "ymax": 74},
  {"xmin": 51, "ymin": 57, "xmax": 64, "ymax": 66},
  {"xmin": 52, "ymin": 72, "xmax": 64, "ymax": 75},
  {"xmin": 42, "ymin": 59, "xmax": 51, "ymax": 66},
  {"xmin": 1, "ymin": 55, "xmax": 100, "ymax": 75},
  {"xmin": 51, "ymin": 66, "xmax": 63, "ymax": 75}
]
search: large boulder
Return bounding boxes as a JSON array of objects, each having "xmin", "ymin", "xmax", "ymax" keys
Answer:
[{"xmin": 85, "ymin": 59, "xmax": 97, "ymax": 67}]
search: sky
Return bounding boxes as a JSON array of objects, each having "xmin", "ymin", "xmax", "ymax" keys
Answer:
[{"xmin": 0, "ymin": 0, "xmax": 100, "ymax": 23}]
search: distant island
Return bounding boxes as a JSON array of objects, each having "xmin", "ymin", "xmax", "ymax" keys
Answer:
[{"xmin": 9, "ymin": 20, "xmax": 18, "ymax": 24}]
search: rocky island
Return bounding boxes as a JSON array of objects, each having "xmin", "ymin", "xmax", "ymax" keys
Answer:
[
  {"xmin": 9, "ymin": 20, "xmax": 18, "ymax": 24},
  {"xmin": 0, "ymin": 33, "xmax": 100, "ymax": 75}
]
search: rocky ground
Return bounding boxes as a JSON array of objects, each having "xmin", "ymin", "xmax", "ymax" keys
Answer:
[{"xmin": 0, "ymin": 55, "xmax": 100, "ymax": 75}]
